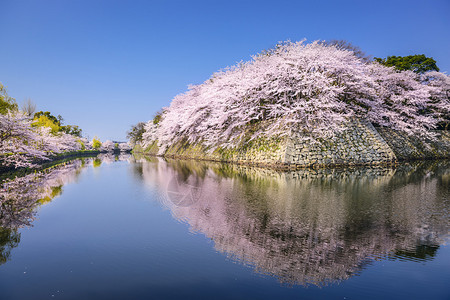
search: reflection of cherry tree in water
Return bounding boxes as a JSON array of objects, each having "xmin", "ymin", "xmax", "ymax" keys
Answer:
[
  {"xmin": 130, "ymin": 157, "xmax": 204, "ymax": 209},
  {"xmin": 0, "ymin": 158, "xmax": 93, "ymax": 265},
  {"xmin": 95, "ymin": 153, "xmax": 132, "ymax": 166},
  {"xmin": 0, "ymin": 160, "xmax": 90, "ymax": 227},
  {"xmin": 166, "ymin": 173, "xmax": 203, "ymax": 207},
  {"xmin": 0, "ymin": 227, "xmax": 19, "ymax": 266},
  {"xmin": 139, "ymin": 159, "xmax": 450, "ymax": 286}
]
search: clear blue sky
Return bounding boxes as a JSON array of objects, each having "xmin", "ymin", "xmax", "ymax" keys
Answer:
[{"xmin": 1, "ymin": 0, "xmax": 449, "ymax": 141}]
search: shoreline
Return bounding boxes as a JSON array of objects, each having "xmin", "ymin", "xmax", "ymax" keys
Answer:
[{"xmin": 0, "ymin": 150, "xmax": 100, "ymax": 180}]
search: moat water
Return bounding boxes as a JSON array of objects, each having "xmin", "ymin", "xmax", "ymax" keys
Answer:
[{"xmin": 0, "ymin": 154, "xmax": 449, "ymax": 299}]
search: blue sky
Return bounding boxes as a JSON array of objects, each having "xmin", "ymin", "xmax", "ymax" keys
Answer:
[{"xmin": 1, "ymin": 0, "xmax": 449, "ymax": 141}]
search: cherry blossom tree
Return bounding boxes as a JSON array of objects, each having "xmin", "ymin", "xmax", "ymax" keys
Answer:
[
  {"xmin": 118, "ymin": 142, "xmax": 132, "ymax": 152},
  {"xmin": 421, "ymin": 71, "xmax": 450, "ymax": 130},
  {"xmin": 53, "ymin": 132, "xmax": 82, "ymax": 152},
  {"xmin": 100, "ymin": 140, "xmax": 115, "ymax": 152},
  {"xmin": 0, "ymin": 112, "xmax": 57, "ymax": 168},
  {"xmin": 1, "ymin": 82, "xmax": 87, "ymax": 169},
  {"xmin": 140, "ymin": 40, "xmax": 449, "ymax": 149},
  {"xmin": 1, "ymin": 112, "xmax": 85, "ymax": 168}
]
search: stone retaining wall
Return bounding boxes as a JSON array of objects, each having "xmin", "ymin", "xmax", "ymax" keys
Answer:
[
  {"xmin": 378, "ymin": 128, "xmax": 450, "ymax": 161},
  {"xmin": 285, "ymin": 119, "xmax": 396, "ymax": 167},
  {"xmin": 137, "ymin": 120, "xmax": 449, "ymax": 168},
  {"xmin": 162, "ymin": 135, "xmax": 287, "ymax": 168}
]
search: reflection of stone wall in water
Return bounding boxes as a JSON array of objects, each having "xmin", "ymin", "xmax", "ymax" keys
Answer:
[{"xmin": 137, "ymin": 158, "xmax": 450, "ymax": 286}]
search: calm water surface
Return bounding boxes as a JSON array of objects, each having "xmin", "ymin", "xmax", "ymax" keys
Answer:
[{"xmin": 0, "ymin": 154, "xmax": 449, "ymax": 299}]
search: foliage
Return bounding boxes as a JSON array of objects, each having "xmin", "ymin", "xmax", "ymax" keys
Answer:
[
  {"xmin": 92, "ymin": 137, "xmax": 102, "ymax": 150},
  {"xmin": 153, "ymin": 110, "xmax": 163, "ymax": 125},
  {"xmin": 32, "ymin": 115, "xmax": 60, "ymax": 134},
  {"xmin": 141, "ymin": 40, "xmax": 450, "ymax": 150},
  {"xmin": 0, "ymin": 83, "xmax": 18, "ymax": 115},
  {"xmin": 374, "ymin": 54, "xmax": 439, "ymax": 74},
  {"xmin": 60, "ymin": 125, "xmax": 82, "ymax": 137},
  {"xmin": 0, "ymin": 110, "xmax": 85, "ymax": 168},
  {"xmin": 33, "ymin": 111, "xmax": 60, "ymax": 126},
  {"xmin": 126, "ymin": 122, "xmax": 146, "ymax": 144},
  {"xmin": 33, "ymin": 111, "xmax": 82, "ymax": 136},
  {"xmin": 77, "ymin": 139, "xmax": 86, "ymax": 150},
  {"xmin": 0, "ymin": 112, "xmax": 58, "ymax": 167},
  {"xmin": 0, "ymin": 86, "xmax": 85, "ymax": 168}
]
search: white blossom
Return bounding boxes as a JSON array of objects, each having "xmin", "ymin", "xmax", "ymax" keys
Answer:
[
  {"xmin": 1, "ymin": 112, "xmax": 85, "ymax": 168},
  {"xmin": 0, "ymin": 112, "xmax": 56, "ymax": 168},
  {"xmin": 100, "ymin": 140, "xmax": 115, "ymax": 152},
  {"xmin": 141, "ymin": 40, "xmax": 449, "ymax": 149},
  {"xmin": 118, "ymin": 142, "xmax": 132, "ymax": 152}
]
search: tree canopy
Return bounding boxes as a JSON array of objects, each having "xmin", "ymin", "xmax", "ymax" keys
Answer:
[
  {"xmin": 0, "ymin": 84, "xmax": 18, "ymax": 115},
  {"xmin": 33, "ymin": 111, "xmax": 61, "ymax": 126},
  {"xmin": 91, "ymin": 137, "xmax": 102, "ymax": 150},
  {"xmin": 323, "ymin": 40, "xmax": 372, "ymax": 62},
  {"xmin": 139, "ymin": 40, "xmax": 449, "ymax": 151},
  {"xmin": 374, "ymin": 54, "xmax": 439, "ymax": 74},
  {"xmin": 32, "ymin": 111, "xmax": 82, "ymax": 137},
  {"xmin": 127, "ymin": 122, "xmax": 146, "ymax": 144},
  {"xmin": 0, "ymin": 83, "xmax": 87, "ymax": 168},
  {"xmin": 32, "ymin": 115, "xmax": 61, "ymax": 134}
]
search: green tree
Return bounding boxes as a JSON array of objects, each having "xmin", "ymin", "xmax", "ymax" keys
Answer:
[
  {"xmin": 77, "ymin": 139, "xmax": 86, "ymax": 150},
  {"xmin": 127, "ymin": 122, "xmax": 146, "ymax": 144},
  {"xmin": 34, "ymin": 111, "xmax": 83, "ymax": 136},
  {"xmin": 152, "ymin": 110, "xmax": 163, "ymax": 125},
  {"xmin": 0, "ymin": 83, "xmax": 18, "ymax": 114},
  {"xmin": 33, "ymin": 111, "xmax": 60, "ymax": 126},
  {"xmin": 32, "ymin": 114, "xmax": 60, "ymax": 134},
  {"xmin": 92, "ymin": 137, "xmax": 102, "ymax": 150},
  {"xmin": 374, "ymin": 54, "xmax": 439, "ymax": 74},
  {"xmin": 60, "ymin": 125, "xmax": 82, "ymax": 137}
]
